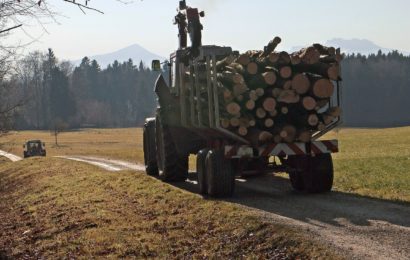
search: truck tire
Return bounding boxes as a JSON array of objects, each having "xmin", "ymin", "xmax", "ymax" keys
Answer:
[
  {"xmin": 304, "ymin": 154, "xmax": 334, "ymax": 193},
  {"xmin": 196, "ymin": 149, "xmax": 209, "ymax": 194},
  {"xmin": 155, "ymin": 115, "xmax": 188, "ymax": 182},
  {"xmin": 143, "ymin": 121, "xmax": 159, "ymax": 176},
  {"xmin": 206, "ymin": 149, "xmax": 235, "ymax": 198}
]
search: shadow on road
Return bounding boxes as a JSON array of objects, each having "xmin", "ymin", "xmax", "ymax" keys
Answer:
[{"xmin": 173, "ymin": 172, "xmax": 410, "ymax": 229}]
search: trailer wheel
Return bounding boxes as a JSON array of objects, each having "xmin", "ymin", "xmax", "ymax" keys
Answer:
[
  {"xmin": 304, "ymin": 154, "xmax": 334, "ymax": 193},
  {"xmin": 196, "ymin": 149, "xmax": 209, "ymax": 194},
  {"xmin": 143, "ymin": 121, "xmax": 158, "ymax": 176},
  {"xmin": 155, "ymin": 115, "xmax": 188, "ymax": 182},
  {"xmin": 287, "ymin": 156, "xmax": 307, "ymax": 191},
  {"xmin": 206, "ymin": 149, "xmax": 235, "ymax": 198}
]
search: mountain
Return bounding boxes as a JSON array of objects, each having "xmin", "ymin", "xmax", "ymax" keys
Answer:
[
  {"xmin": 74, "ymin": 44, "xmax": 165, "ymax": 68},
  {"xmin": 291, "ymin": 38, "xmax": 409, "ymax": 56},
  {"xmin": 326, "ymin": 38, "xmax": 410, "ymax": 56}
]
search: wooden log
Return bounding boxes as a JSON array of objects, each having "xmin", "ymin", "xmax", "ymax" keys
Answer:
[
  {"xmin": 298, "ymin": 130, "xmax": 312, "ymax": 143},
  {"xmin": 277, "ymin": 90, "xmax": 300, "ymax": 104},
  {"xmin": 279, "ymin": 66, "xmax": 292, "ymax": 79},
  {"xmin": 326, "ymin": 107, "xmax": 342, "ymax": 117},
  {"xmin": 273, "ymin": 135, "xmax": 282, "ymax": 143},
  {"xmin": 263, "ymin": 71, "xmax": 277, "ymax": 85},
  {"xmin": 249, "ymin": 90, "xmax": 258, "ymax": 101},
  {"xmin": 280, "ymin": 125, "xmax": 297, "ymax": 143},
  {"xmin": 291, "ymin": 73, "xmax": 311, "ymax": 95},
  {"xmin": 218, "ymin": 71, "xmax": 245, "ymax": 86},
  {"xmin": 233, "ymin": 83, "xmax": 248, "ymax": 96},
  {"xmin": 272, "ymin": 88, "xmax": 282, "ymax": 98},
  {"xmin": 262, "ymin": 97, "xmax": 277, "ymax": 112},
  {"xmin": 264, "ymin": 118, "xmax": 274, "ymax": 128},
  {"xmin": 248, "ymin": 74, "xmax": 269, "ymax": 89},
  {"xmin": 302, "ymin": 96, "xmax": 317, "ymax": 111},
  {"xmin": 318, "ymin": 122, "xmax": 326, "ymax": 131},
  {"xmin": 269, "ymin": 109, "xmax": 278, "ymax": 117},
  {"xmin": 255, "ymin": 108, "xmax": 267, "ymax": 119},
  {"xmin": 323, "ymin": 115, "xmax": 336, "ymax": 125},
  {"xmin": 221, "ymin": 118, "xmax": 231, "ymax": 129},
  {"xmin": 247, "ymin": 129, "xmax": 273, "ymax": 146},
  {"xmin": 260, "ymin": 36, "xmax": 282, "ymax": 57},
  {"xmin": 246, "ymin": 50, "xmax": 263, "ymax": 59},
  {"xmin": 226, "ymin": 102, "xmax": 241, "ymax": 116},
  {"xmin": 290, "ymin": 54, "xmax": 301, "ymax": 65},
  {"xmin": 223, "ymin": 89, "xmax": 234, "ymax": 103},
  {"xmin": 268, "ymin": 52, "xmax": 280, "ymax": 63},
  {"xmin": 225, "ymin": 62, "xmax": 245, "ymax": 75},
  {"xmin": 312, "ymin": 78, "xmax": 334, "ymax": 98},
  {"xmin": 294, "ymin": 46, "xmax": 320, "ymax": 65},
  {"xmin": 307, "ymin": 114, "xmax": 319, "ymax": 126},
  {"xmin": 237, "ymin": 54, "xmax": 251, "ymax": 66},
  {"xmin": 247, "ymin": 62, "xmax": 258, "ymax": 75},
  {"xmin": 255, "ymin": 88, "xmax": 265, "ymax": 98},
  {"xmin": 230, "ymin": 117, "xmax": 240, "ymax": 127},
  {"xmin": 281, "ymin": 106, "xmax": 289, "ymax": 115},
  {"xmin": 238, "ymin": 126, "xmax": 248, "ymax": 136},
  {"xmin": 316, "ymin": 99, "xmax": 329, "ymax": 110},
  {"xmin": 295, "ymin": 62, "xmax": 340, "ymax": 81},
  {"xmin": 245, "ymin": 99, "xmax": 256, "ymax": 110},
  {"xmin": 216, "ymin": 55, "xmax": 235, "ymax": 71},
  {"xmin": 313, "ymin": 44, "xmax": 336, "ymax": 56}
]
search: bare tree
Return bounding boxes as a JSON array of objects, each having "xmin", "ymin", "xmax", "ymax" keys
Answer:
[{"xmin": 0, "ymin": 0, "xmax": 126, "ymax": 134}]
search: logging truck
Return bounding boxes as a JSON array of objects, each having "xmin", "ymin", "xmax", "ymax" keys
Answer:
[{"xmin": 143, "ymin": 0, "xmax": 342, "ymax": 197}]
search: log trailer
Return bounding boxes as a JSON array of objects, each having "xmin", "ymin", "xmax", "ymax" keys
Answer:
[{"xmin": 143, "ymin": 0, "xmax": 341, "ymax": 198}]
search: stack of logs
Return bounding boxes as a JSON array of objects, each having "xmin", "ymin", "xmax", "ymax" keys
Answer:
[{"xmin": 214, "ymin": 36, "xmax": 342, "ymax": 145}]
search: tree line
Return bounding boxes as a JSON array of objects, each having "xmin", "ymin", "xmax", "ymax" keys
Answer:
[
  {"xmin": 8, "ymin": 49, "xmax": 160, "ymax": 130},
  {"xmin": 342, "ymin": 50, "xmax": 410, "ymax": 127}
]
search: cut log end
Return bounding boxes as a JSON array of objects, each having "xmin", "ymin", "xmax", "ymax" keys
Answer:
[
  {"xmin": 302, "ymin": 96, "xmax": 317, "ymax": 111},
  {"xmin": 262, "ymin": 97, "xmax": 277, "ymax": 112},
  {"xmin": 263, "ymin": 71, "xmax": 277, "ymax": 85},
  {"xmin": 226, "ymin": 103, "xmax": 241, "ymax": 116},
  {"xmin": 291, "ymin": 73, "xmax": 311, "ymax": 95},
  {"xmin": 308, "ymin": 114, "xmax": 319, "ymax": 126},
  {"xmin": 247, "ymin": 62, "xmax": 258, "ymax": 75},
  {"xmin": 313, "ymin": 79, "xmax": 335, "ymax": 98},
  {"xmin": 256, "ymin": 108, "xmax": 267, "ymax": 119},
  {"xmin": 280, "ymin": 66, "xmax": 292, "ymax": 79}
]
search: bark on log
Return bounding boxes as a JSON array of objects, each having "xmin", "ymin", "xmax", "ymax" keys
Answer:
[
  {"xmin": 260, "ymin": 36, "xmax": 282, "ymax": 57},
  {"xmin": 216, "ymin": 55, "xmax": 235, "ymax": 71},
  {"xmin": 237, "ymin": 54, "xmax": 251, "ymax": 66}
]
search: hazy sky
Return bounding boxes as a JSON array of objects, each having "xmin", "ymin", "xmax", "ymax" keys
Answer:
[{"xmin": 8, "ymin": 0, "xmax": 410, "ymax": 60}]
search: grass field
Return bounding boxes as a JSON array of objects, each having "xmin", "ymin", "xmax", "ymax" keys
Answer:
[
  {"xmin": 1, "ymin": 127, "xmax": 409, "ymax": 202},
  {"xmin": 0, "ymin": 158, "xmax": 338, "ymax": 259}
]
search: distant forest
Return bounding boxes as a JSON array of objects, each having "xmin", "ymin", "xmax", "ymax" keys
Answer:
[
  {"xmin": 2, "ymin": 49, "xmax": 410, "ymax": 130},
  {"xmin": 342, "ymin": 51, "xmax": 410, "ymax": 127}
]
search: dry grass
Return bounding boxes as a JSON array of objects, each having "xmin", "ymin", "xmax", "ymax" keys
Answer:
[
  {"xmin": 0, "ymin": 158, "xmax": 338, "ymax": 259},
  {"xmin": 0, "ymin": 128, "xmax": 143, "ymax": 162}
]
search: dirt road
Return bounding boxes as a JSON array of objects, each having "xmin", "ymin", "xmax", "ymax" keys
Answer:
[
  {"xmin": 59, "ymin": 156, "xmax": 409, "ymax": 260},
  {"xmin": 2, "ymin": 153, "xmax": 409, "ymax": 260}
]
